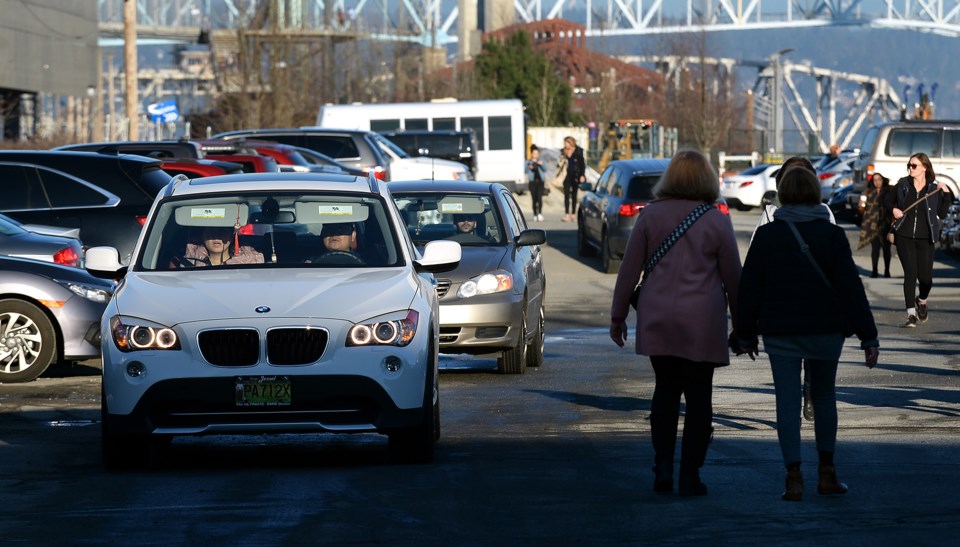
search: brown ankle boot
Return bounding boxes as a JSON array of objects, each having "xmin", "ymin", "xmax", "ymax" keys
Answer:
[
  {"xmin": 817, "ymin": 464, "xmax": 849, "ymax": 495},
  {"xmin": 782, "ymin": 468, "xmax": 803, "ymax": 501}
]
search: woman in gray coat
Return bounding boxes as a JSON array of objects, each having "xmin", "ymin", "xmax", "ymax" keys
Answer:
[{"xmin": 610, "ymin": 149, "xmax": 743, "ymax": 496}]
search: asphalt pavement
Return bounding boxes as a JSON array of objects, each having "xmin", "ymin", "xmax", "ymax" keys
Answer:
[{"xmin": 526, "ymin": 186, "xmax": 960, "ymax": 545}]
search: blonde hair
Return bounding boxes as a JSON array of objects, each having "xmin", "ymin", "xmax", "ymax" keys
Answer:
[{"xmin": 653, "ymin": 148, "xmax": 720, "ymax": 202}]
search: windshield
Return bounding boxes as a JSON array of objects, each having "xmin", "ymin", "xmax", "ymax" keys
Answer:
[
  {"xmin": 136, "ymin": 192, "xmax": 402, "ymax": 271},
  {"xmin": 372, "ymin": 133, "xmax": 411, "ymax": 159},
  {"xmin": 392, "ymin": 192, "xmax": 505, "ymax": 246}
]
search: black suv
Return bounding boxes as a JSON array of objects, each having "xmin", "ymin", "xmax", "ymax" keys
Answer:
[
  {"xmin": 380, "ymin": 129, "xmax": 478, "ymax": 176},
  {"xmin": 0, "ymin": 151, "xmax": 172, "ymax": 262}
]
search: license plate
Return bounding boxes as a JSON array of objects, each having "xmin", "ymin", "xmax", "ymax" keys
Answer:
[{"xmin": 235, "ymin": 376, "xmax": 292, "ymax": 407}]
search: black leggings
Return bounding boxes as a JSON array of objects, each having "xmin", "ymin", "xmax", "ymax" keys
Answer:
[
  {"xmin": 530, "ymin": 181, "xmax": 544, "ymax": 216},
  {"xmin": 563, "ymin": 181, "xmax": 578, "ymax": 215},
  {"xmin": 894, "ymin": 235, "xmax": 934, "ymax": 309},
  {"xmin": 649, "ymin": 356, "xmax": 716, "ymax": 473},
  {"xmin": 870, "ymin": 236, "xmax": 892, "ymax": 274}
]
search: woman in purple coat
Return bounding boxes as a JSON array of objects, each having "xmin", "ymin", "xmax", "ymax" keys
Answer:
[{"xmin": 610, "ymin": 149, "xmax": 743, "ymax": 496}]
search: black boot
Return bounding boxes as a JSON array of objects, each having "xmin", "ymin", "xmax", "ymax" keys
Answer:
[
  {"xmin": 653, "ymin": 464, "xmax": 673, "ymax": 494},
  {"xmin": 678, "ymin": 469, "xmax": 708, "ymax": 496}
]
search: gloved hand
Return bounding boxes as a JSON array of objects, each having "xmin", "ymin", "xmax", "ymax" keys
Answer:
[
  {"xmin": 864, "ymin": 346, "xmax": 879, "ymax": 369},
  {"xmin": 729, "ymin": 332, "xmax": 758, "ymax": 361}
]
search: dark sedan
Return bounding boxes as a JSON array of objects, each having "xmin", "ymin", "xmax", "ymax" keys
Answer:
[
  {"xmin": 0, "ymin": 256, "xmax": 113, "ymax": 383},
  {"xmin": 0, "ymin": 213, "xmax": 83, "ymax": 267},
  {"xmin": 577, "ymin": 158, "xmax": 730, "ymax": 273},
  {"xmin": 390, "ymin": 180, "xmax": 546, "ymax": 374}
]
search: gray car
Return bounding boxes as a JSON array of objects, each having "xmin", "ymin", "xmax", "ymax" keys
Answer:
[
  {"xmin": 390, "ymin": 181, "xmax": 547, "ymax": 374},
  {"xmin": 0, "ymin": 214, "xmax": 84, "ymax": 267},
  {"xmin": 0, "ymin": 255, "xmax": 114, "ymax": 383}
]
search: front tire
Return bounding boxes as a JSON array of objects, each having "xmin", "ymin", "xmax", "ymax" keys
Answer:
[
  {"xmin": 498, "ymin": 311, "xmax": 527, "ymax": 374},
  {"xmin": 0, "ymin": 299, "xmax": 58, "ymax": 383},
  {"xmin": 525, "ymin": 304, "xmax": 544, "ymax": 368}
]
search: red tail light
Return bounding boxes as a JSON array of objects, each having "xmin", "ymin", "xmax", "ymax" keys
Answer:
[
  {"xmin": 237, "ymin": 224, "xmax": 254, "ymax": 235},
  {"xmin": 363, "ymin": 166, "xmax": 388, "ymax": 181},
  {"xmin": 818, "ymin": 172, "xmax": 833, "ymax": 180},
  {"xmin": 53, "ymin": 247, "xmax": 80, "ymax": 267},
  {"xmin": 135, "ymin": 215, "xmax": 148, "ymax": 227},
  {"xmin": 738, "ymin": 180, "xmax": 754, "ymax": 188},
  {"xmin": 714, "ymin": 202, "xmax": 730, "ymax": 215},
  {"xmin": 619, "ymin": 203, "xmax": 646, "ymax": 216}
]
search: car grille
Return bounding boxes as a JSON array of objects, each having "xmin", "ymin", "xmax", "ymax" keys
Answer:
[
  {"xmin": 198, "ymin": 329, "xmax": 260, "ymax": 366},
  {"xmin": 267, "ymin": 328, "xmax": 328, "ymax": 365},
  {"xmin": 436, "ymin": 278, "xmax": 452, "ymax": 298}
]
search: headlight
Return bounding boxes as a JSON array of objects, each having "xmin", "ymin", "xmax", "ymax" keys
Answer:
[
  {"xmin": 457, "ymin": 270, "xmax": 513, "ymax": 298},
  {"xmin": 347, "ymin": 310, "xmax": 418, "ymax": 347},
  {"xmin": 56, "ymin": 280, "xmax": 112, "ymax": 303},
  {"xmin": 110, "ymin": 316, "xmax": 180, "ymax": 352}
]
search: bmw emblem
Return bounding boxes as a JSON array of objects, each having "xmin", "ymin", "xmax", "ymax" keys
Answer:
[{"xmin": 255, "ymin": 306, "xmax": 271, "ymax": 314}]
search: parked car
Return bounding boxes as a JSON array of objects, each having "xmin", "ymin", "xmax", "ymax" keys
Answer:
[
  {"xmin": 288, "ymin": 144, "xmax": 367, "ymax": 176},
  {"xmin": 54, "ymin": 140, "xmax": 204, "ymax": 159},
  {"xmin": 720, "ymin": 163, "xmax": 780, "ymax": 210},
  {"xmin": 389, "ymin": 180, "xmax": 547, "ymax": 374},
  {"xmin": 849, "ymin": 120, "xmax": 960, "ymax": 211},
  {"xmin": 161, "ymin": 158, "xmax": 245, "ymax": 179},
  {"xmin": 380, "ymin": 129, "xmax": 479, "ymax": 176},
  {"xmin": 0, "ymin": 151, "xmax": 172, "ymax": 264},
  {"xmin": 816, "ymin": 154, "xmax": 856, "ymax": 202},
  {"xmin": 213, "ymin": 128, "xmax": 473, "ymax": 182},
  {"xmin": 578, "ymin": 158, "xmax": 731, "ymax": 273},
  {"xmin": 940, "ymin": 199, "xmax": 960, "ymax": 253},
  {"xmin": 0, "ymin": 213, "xmax": 83, "ymax": 267},
  {"xmin": 85, "ymin": 171, "xmax": 461, "ymax": 467},
  {"xmin": 0, "ymin": 255, "xmax": 113, "ymax": 383}
]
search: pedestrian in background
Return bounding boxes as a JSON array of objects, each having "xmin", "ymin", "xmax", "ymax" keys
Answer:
[
  {"xmin": 884, "ymin": 153, "xmax": 953, "ymax": 327},
  {"xmin": 857, "ymin": 172, "xmax": 893, "ymax": 278},
  {"xmin": 610, "ymin": 148, "xmax": 742, "ymax": 496},
  {"xmin": 561, "ymin": 136, "xmax": 585, "ymax": 222},
  {"xmin": 737, "ymin": 166, "xmax": 879, "ymax": 502},
  {"xmin": 526, "ymin": 144, "xmax": 546, "ymax": 222}
]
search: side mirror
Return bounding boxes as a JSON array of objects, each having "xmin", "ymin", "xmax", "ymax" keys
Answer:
[
  {"xmin": 515, "ymin": 228, "xmax": 546, "ymax": 246},
  {"xmin": 85, "ymin": 246, "xmax": 128, "ymax": 279},
  {"xmin": 415, "ymin": 240, "xmax": 461, "ymax": 273}
]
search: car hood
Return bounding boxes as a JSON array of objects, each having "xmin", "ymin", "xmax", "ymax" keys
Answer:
[
  {"xmin": 436, "ymin": 246, "xmax": 507, "ymax": 282},
  {"xmin": 114, "ymin": 268, "xmax": 420, "ymax": 324}
]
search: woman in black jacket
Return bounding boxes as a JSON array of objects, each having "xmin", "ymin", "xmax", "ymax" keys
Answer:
[
  {"xmin": 738, "ymin": 167, "xmax": 879, "ymax": 502},
  {"xmin": 884, "ymin": 153, "xmax": 954, "ymax": 327},
  {"xmin": 561, "ymin": 136, "xmax": 586, "ymax": 222}
]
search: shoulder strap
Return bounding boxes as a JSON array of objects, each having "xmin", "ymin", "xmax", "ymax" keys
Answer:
[
  {"xmin": 642, "ymin": 203, "xmax": 714, "ymax": 279},
  {"xmin": 785, "ymin": 221, "xmax": 832, "ymax": 289}
]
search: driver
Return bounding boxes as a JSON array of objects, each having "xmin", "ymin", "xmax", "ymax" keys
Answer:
[
  {"xmin": 450, "ymin": 213, "xmax": 491, "ymax": 243},
  {"xmin": 321, "ymin": 222, "xmax": 356, "ymax": 252}
]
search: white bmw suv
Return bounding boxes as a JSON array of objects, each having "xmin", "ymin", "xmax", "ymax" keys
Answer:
[{"xmin": 86, "ymin": 172, "xmax": 460, "ymax": 468}]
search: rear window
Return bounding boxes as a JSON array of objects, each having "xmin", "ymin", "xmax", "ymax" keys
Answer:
[
  {"xmin": 741, "ymin": 164, "xmax": 771, "ymax": 176},
  {"xmin": 627, "ymin": 175, "xmax": 659, "ymax": 200},
  {"xmin": 886, "ymin": 129, "xmax": 939, "ymax": 157}
]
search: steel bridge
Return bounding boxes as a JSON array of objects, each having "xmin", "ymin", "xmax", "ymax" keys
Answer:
[{"xmin": 99, "ymin": 1, "xmax": 960, "ymax": 44}]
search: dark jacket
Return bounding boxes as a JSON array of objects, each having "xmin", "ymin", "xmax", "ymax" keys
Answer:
[
  {"xmin": 884, "ymin": 177, "xmax": 952, "ymax": 243},
  {"xmin": 737, "ymin": 218, "xmax": 877, "ymax": 348},
  {"xmin": 563, "ymin": 146, "xmax": 586, "ymax": 187}
]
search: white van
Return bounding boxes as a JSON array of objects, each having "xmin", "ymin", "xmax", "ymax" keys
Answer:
[{"xmin": 318, "ymin": 99, "xmax": 528, "ymax": 193}]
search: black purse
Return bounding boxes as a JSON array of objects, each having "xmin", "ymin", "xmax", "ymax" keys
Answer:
[{"xmin": 630, "ymin": 203, "xmax": 713, "ymax": 309}]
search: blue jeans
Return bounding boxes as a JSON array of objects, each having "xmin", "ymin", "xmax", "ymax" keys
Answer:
[{"xmin": 768, "ymin": 354, "xmax": 839, "ymax": 466}]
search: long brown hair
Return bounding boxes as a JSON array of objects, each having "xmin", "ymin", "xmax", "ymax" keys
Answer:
[
  {"xmin": 910, "ymin": 153, "xmax": 936, "ymax": 183},
  {"xmin": 654, "ymin": 149, "xmax": 720, "ymax": 202}
]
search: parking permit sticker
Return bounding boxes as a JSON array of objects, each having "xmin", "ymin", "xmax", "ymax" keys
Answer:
[
  {"xmin": 318, "ymin": 205, "xmax": 354, "ymax": 216},
  {"xmin": 440, "ymin": 203, "xmax": 464, "ymax": 213},
  {"xmin": 191, "ymin": 207, "xmax": 226, "ymax": 219}
]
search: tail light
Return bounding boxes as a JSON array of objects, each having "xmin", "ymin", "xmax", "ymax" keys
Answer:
[
  {"xmin": 363, "ymin": 166, "xmax": 388, "ymax": 181},
  {"xmin": 53, "ymin": 247, "xmax": 80, "ymax": 267},
  {"xmin": 135, "ymin": 215, "xmax": 147, "ymax": 227},
  {"xmin": 866, "ymin": 163, "xmax": 875, "ymax": 177},
  {"xmin": 818, "ymin": 173, "xmax": 833, "ymax": 180},
  {"xmin": 714, "ymin": 202, "xmax": 730, "ymax": 216},
  {"xmin": 738, "ymin": 180, "xmax": 754, "ymax": 188},
  {"xmin": 619, "ymin": 203, "xmax": 646, "ymax": 216}
]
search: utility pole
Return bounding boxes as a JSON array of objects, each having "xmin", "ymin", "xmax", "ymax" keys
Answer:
[{"xmin": 124, "ymin": 0, "xmax": 139, "ymax": 139}]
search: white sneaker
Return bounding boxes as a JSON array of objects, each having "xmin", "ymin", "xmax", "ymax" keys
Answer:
[{"xmin": 537, "ymin": 214, "xmax": 544, "ymax": 221}]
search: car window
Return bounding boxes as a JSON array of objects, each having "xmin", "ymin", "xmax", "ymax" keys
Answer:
[
  {"xmin": 887, "ymin": 129, "xmax": 939, "ymax": 157},
  {"xmin": 371, "ymin": 119, "xmax": 401, "ymax": 132},
  {"xmin": 37, "ymin": 168, "xmax": 111, "ymax": 208},
  {"xmin": 462, "ymin": 117, "xmax": 484, "ymax": 150},
  {"xmin": 741, "ymin": 164, "xmax": 771, "ymax": 176},
  {"xmin": 627, "ymin": 175, "xmax": 659, "ymax": 200},
  {"xmin": 602, "ymin": 169, "xmax": 619, "ymax": 196},
  {"xmin": 137, "ymin": 192, "xmax": 401, "ymax": 271},
  {"xmin": 434, "ymin": 117, "xmax": 455, "ymax": 130},
  {"xmin": 944, "ymin": 129, "xmax": 960, "ymax": 159},
  {"xmin": 501, "ymin": 189, "xmax": 526, "ymax": 232},
  {"xmin": 0, "ymin": 164, "xmax": 47, "ymax": 210},
  {"xmin": 305, "ymin": 135, "xmax": 361, "ymax": 160},
  {"xmin": 405, "ymin": 118, "xmax": 428, "ymax": 130},
  {"xmin": 488, "ymin": 116, "xmax": 512, "ymax": 151},
  {"xmin": 392, "ymin": 192, "xmax": 504, "ymax": 246},
  {"xmin": 371, "ymin": 133, "xmax": 410, "ymax": 158},
  {"xmin": 595, "ymin": 168, "xmax": 612, "ymax": 195}
]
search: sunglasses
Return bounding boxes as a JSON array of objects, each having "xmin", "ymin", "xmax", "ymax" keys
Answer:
[{"xmin": 907, "ymin": 163, "xmax": 920, "ymax": 170}]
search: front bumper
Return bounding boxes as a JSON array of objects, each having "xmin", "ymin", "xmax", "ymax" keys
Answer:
[{"xmin": 436, "ymin": 293, "xmax": 524, "ymax": 353}]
